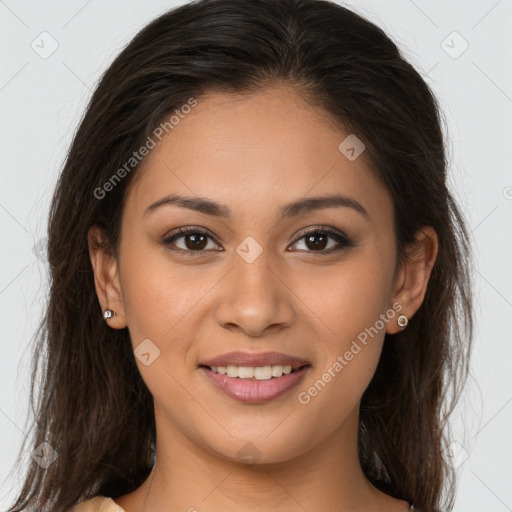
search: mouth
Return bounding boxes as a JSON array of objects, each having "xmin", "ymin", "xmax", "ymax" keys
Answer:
[{"xmin": 198, "ymin": 351, "xmax": 311, "ymax": 404}]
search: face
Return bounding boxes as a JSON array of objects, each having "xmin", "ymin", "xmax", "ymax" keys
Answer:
[{"xmin": 91, "ymin": 83, "xmax": 433, "ymax": 465}]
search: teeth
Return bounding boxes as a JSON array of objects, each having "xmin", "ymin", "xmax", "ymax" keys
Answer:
[
  {"xmin": 209, "ymin": 364, "xmax": 295, "ymax": 380},
  {"xmin": 238, "ymin": 366, "xmax": 254, "ymax": 379}
]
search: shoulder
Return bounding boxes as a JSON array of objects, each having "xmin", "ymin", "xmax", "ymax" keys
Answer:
[{"xmin": 69, "ymin": 496, "xmax": 126, "ymax": 512}]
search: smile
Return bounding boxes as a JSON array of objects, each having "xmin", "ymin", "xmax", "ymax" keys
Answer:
[{"xmin": 199, "ymin": 364, "xmax": 311, "ymax": 404}]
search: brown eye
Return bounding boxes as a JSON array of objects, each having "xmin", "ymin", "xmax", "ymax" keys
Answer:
[
  {"xmin": 162, "ymin": 227, "xmax": 222, "ymax": 254},
  {"xmin": 162, "ymin": 226, "xmax": 353, "ymax": 256},
  {"xmin": 304, "ymin": 232, "xmax": 329, "ymax": 250},
  {"xmin": 290, "ymin": 227, "xmax": 353, "ymax": 254},
  {"xmin": 183, "ymin": 233, "xmax": 208, "ymax": 250}
]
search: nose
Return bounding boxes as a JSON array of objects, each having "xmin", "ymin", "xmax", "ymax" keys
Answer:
[{"xmin": 214, "ymin": 249, "xmax": 296, "ymax": 338}]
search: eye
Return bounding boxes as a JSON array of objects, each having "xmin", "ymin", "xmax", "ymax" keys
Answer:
[
  {"xmin": 162, "ymin": 225, "xmax": 353, "ymax": 255},
  {"xmin": 290, "ymin": 226, "xmax": 353, "ymax": 254},
  {"xmin": 162, "ymin": 226, "xmax": 222, "ymax": 254}
]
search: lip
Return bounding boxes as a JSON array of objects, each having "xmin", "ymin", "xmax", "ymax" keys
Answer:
[
  {"xmin": 199, "ymin": 351, "xmax": 310, "ymax": 370},
  {"xmin": 200, "ymin": 364, "xmax": 311, "ymax": 404}
]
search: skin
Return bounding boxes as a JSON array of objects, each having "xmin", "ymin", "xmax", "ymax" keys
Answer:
[{"xmin": 89, "ymin": 83, "xmax": 438, "ymax": 512}]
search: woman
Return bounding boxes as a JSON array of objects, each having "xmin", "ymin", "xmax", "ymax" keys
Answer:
[{"xmin": 8, "ymin": 0, "xmax": 473, "ymax": 511}]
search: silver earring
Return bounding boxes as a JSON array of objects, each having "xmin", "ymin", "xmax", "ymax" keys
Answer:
[
  {"xmin": 397, "ymin": 314, "xmax": 408, "ymax": 328},
  {"xmin": 103, "ymin": 309, "xmax": 115, "ymax": 320}
]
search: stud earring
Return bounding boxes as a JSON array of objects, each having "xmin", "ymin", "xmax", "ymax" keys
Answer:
[
  {"xmin": 397, "ymin": 314, "xmax": 408, "ymax": 328},
  {"xmin": 103, "ymin": 309, "xmax": 115, "ymax": 320}
]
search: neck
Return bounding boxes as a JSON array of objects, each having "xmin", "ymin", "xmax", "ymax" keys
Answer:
[{"xmin": 113, "ymin": 405, "xmax": 409, "ymax": 512}]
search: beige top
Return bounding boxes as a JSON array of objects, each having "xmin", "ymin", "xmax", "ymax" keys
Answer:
[{"xmin": 70, "ymin": 496, "xmax": 125, "ymax": 512}]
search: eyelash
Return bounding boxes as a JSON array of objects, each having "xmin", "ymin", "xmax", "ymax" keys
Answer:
[{"xmin": 161, "ymin": 225, "xmax": 354, "ymax": 256}]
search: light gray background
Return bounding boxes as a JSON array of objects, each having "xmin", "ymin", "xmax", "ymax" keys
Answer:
[{"xmin": 1, "ymin": 1, "xmax": 511, "ymax": 510}]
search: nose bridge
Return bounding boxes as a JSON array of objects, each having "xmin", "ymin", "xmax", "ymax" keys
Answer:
[
  {"xmin": 233, "ymin": 241, "xmax": 277, "ymax": 298},
  {"xmin": 214, "ymin": 240, "xmax": 295, "ymax": 336}
]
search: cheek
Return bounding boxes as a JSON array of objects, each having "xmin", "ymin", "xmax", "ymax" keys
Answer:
[
  {"xmin": 295, "ymin": 252, "xmax": 394, "ymax": 405},
  {"xmin": 118, "ymin": 242, "xmax": 224, "ymax": 394},
  {"xmin": 117, "ymin": 245, "xmax": 205, "ymax": 412},
  {"xmin": 119, "ymin": 241, "xmax": 208, "ymax": 343},
  {"xmin": 297, "ymin": 251, "xmax": 394, "ymax": 345}
]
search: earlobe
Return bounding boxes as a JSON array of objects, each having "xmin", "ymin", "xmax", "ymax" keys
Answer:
[
  {"xmin": 87, "ymin": 226, "xmax": 127, "ymax": 329},
  {"xmin": 386, "ymin": 226, "xmax": 438, "ymax": 334}
]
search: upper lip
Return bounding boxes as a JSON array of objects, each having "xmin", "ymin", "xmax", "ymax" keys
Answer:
[{"xmin": 199, "ymin": 351, "xmax": 310, "ymax": 370}]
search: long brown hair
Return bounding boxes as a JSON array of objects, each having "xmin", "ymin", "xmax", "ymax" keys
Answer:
[{"xmin": 8, "ymin": 1, "xmax": 473, "ymax": 511}]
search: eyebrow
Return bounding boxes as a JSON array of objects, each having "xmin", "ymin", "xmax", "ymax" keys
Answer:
[{"xmin": 144, "ymin": 193, "xmax": 368, "ymax": 219}]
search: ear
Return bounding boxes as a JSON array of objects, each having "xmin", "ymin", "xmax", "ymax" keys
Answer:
[
  {"xmin": 386, "ymin": 226, "xmax": 438, "ymax": 334},
  {"xmin": 87, "ymin": 226, "xmax": 127, "ymax": 329}
]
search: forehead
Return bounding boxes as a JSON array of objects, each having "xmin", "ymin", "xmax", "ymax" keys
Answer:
[{"xmin": 124, "ymin": 84, "xmax": 393, "ymax": 224}]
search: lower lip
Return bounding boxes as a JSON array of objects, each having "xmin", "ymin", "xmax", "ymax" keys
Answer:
[{"xmin": 200, "ymin": 365, "xmax": 310, "ymax": 404}]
